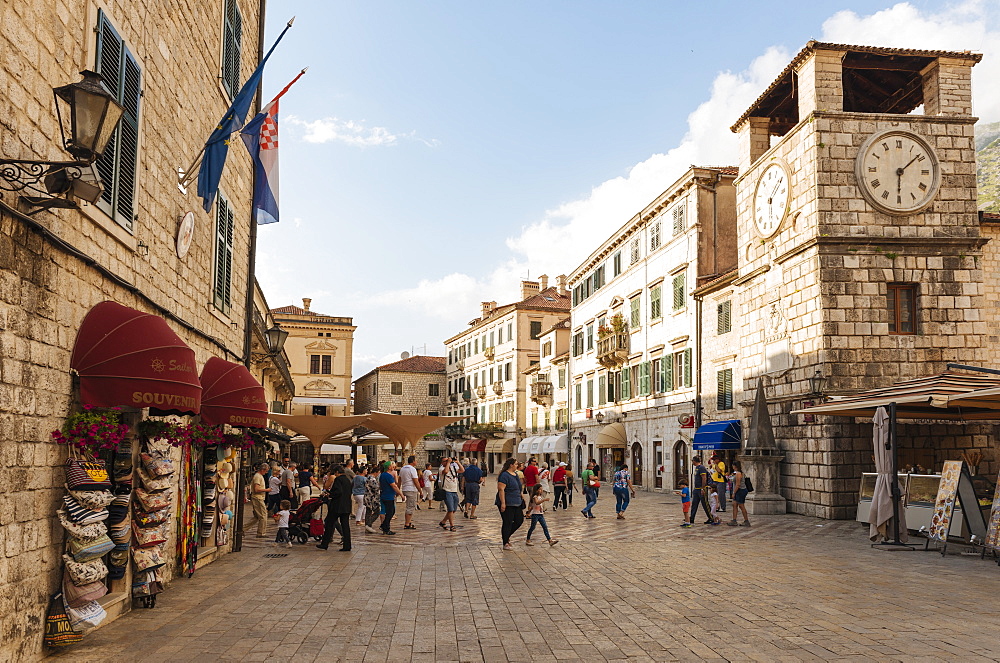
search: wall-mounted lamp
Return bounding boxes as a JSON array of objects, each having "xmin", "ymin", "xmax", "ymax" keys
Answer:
[
  {"xmin": 809, "ymin": 369, "xmax": 825, "ymax": 396},
  {"xmin": 594, "ymin": 411, "xmax": 604, "ymax": 424},
  {"xmin": 1, "ymin": 71, "xmax": 124, "ymax": 214},
  {"xmin": 251, "ymin": 324, "xmax": 289, "ymax": 362}
]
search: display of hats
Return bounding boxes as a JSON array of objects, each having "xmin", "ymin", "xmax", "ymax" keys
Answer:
[
  {"xmin": 200, "ymin": 504, "xmax": 216, "ymax": 538},
  {"xmin": 216, "ymin": 490, "xmax": 232, "ymax": 512},
  {"xmin": 106, "ymin": 494, "xmax": 131, "ymax": 525},
  {"xmin": 202, "ymin": 485, "xmax": 216, "ymax": 502},
  {"xmin": 216, "ymin": 462, "xmax": 233, "ymax": 491},
  {"xmin": 62, "ymin": 495, "xmax": 109, "ymax": 525}
]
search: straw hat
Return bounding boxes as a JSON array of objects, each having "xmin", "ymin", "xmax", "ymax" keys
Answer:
[{"xmin": 216, "ymin": 461, "xmax": 233, "ymax": 491}]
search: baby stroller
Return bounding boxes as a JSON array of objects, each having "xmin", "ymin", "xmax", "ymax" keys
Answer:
[{"xmin": 288, "ymin": 497, "xmax": 325, "ymax": 544}]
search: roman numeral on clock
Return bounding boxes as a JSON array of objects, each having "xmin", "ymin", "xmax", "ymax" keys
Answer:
[
  {"xmin": 881, "ymin": 190, "xmax": 890, "ymax": 200},
  {"xmin": 871, "ymin": 179, "xmax": 880, "ymax": 189},
  {"xmin": 919, "ymin": 182, "xmax": 927, "ymax": 191}
]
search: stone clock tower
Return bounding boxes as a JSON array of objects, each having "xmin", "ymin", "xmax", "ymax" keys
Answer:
[{"xmin": 729, "ymin": 42, "xmax": 984, "ymax": 518}]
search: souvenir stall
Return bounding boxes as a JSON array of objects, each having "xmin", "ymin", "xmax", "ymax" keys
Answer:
[{"xmin": 46, "ymin": 302, "xmax": 202, "ymax": 647}]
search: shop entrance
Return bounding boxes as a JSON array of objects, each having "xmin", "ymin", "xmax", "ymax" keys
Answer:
[
  {"xmin": 631, "ymin": 442, "xmax": 643, "ymax": 487},
  {"xmin": 673, "ymin": 440, "xmax": 688, "ymax": 489},
  {"xmin": 654, "ymin": 441, "xmax": 663, "ymax": 489}
]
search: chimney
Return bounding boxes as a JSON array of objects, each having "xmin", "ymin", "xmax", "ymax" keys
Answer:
[
  {"xmin": 521, "ymin": 279, "xmax": 540, "ymax": 301},
  {"xmin": 539, "ymin": 274, "xmax": 549, "ymax": 291},
  {"xmin": 555, "ymin": 274, "xmax": 568, "ymax": 296},
  {"xmin": 302, "ymin": 298, "xmax": 311, "ymax": 312},
  {"xmin": 481, "ymin": 301, "xmax": 496, "ymax": 318}
]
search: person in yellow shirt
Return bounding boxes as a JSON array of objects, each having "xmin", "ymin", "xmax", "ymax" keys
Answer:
[{"xmin": 710, "ymin": 454, "xmax": 727, "ymax": 512}]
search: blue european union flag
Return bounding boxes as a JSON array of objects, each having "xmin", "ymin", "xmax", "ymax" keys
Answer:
[{"xmin": 196, "ymin": 19, "xmax": 294, "ymax": 213}]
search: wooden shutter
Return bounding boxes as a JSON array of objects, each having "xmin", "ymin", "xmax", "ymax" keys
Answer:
[
  {"xmin": 214, "ymin": 196, "xmax": 234, "ymax": 313},
  {"xmin": 684, "ymin": 349, "xmax": 692, "ymax": 387},
  {"xmin": 639, "ymin": 362, "xmax": 651, "ymax": 396},
  {"xmin": 717, "ymin": 369, "xmax": 733, "ymax": 409},
  {"xmin": 673, "ymin": 274, "xmax": 685, "ymax": 309},
  {"xmin": 222, "ymin": 0, "xmax": 243, "ymax": 97},
  {"xmin": 621, "ymin": 367, "xmax": 631, "ymax": 400},
  {"xmin": 717, "ymin": 300, "xmax": 731, "ymax": 334},
  {"xmin": 598, "ymin": 375, "xmax": 606, "ymax": 405},
  {"xmin": 94, "ymin": 11, "xmax": 141, "ymax": 230},
  {"xmin": 651, "ymin": 286, "xmax": 661, "ymax": 319},
  {"xmin": 664, "ymin": 354, "xmax": 674, "ymax": 392}
]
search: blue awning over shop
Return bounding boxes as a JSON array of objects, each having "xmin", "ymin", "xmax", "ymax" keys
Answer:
[{"xmin": 692, "ymin": 420, "xmax": 742, "ymax": 450}]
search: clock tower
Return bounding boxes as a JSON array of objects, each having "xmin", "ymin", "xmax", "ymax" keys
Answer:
[{"xmin": 729, "ymin": 42, "xmax": 983, "ymax": 518}]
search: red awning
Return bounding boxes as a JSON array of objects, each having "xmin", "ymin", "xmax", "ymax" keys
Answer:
[
  {"xmin": 69, "ymin": 301, "xmax": 201, "ymax": 414},
  {"xmin": 199, "ymin": 357, "xmax": 267, "ymax": 428},
  {"xmin": 462, "ymin": 439, "xmax": 487, "ymax": 453}
]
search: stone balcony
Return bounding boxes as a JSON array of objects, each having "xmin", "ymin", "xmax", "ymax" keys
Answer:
[
  {"xmin": 484, "ymin": 346, "xmax": 495, "ymax": 360},
  {"xmin": 492, "ymin": 380, "xmax": 504, "ymax": 395},
  {"xmin": 449, "ymin": 393, "xmax": 458, "ymax": 404},
  {"xmin": 597, "ymin": 333, "xmax": 630, "ymax": 368},
  {"xmin": 530, "ymin": 380, "xmax": 553, "ymax": 404},
  {"xmin": 476, "ymin": 385, "xmax": 487, "ymax": 399}
]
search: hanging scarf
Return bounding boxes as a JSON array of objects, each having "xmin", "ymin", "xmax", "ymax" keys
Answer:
[{"xmin": 178, "ymin": 444, "xmax": 199, "ymax": 576}]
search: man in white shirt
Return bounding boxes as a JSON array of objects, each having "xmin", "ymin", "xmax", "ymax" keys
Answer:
[
  {"xmin": 399, "ymin": 455, "xmax": 420, "ymax": 530},
  {"xmin": 438, "ymin": 457, "xmax": 464, "ymax": 530}
]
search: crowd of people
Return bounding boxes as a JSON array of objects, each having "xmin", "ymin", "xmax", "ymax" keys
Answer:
[{"xmin": 246, "ymin": 451, "xmax": 753, "ymax": 552}]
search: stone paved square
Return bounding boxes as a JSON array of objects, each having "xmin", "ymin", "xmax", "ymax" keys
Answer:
[{"xmin": 53, "ymin": 483, "xmax": 1000, "ymax": 662}]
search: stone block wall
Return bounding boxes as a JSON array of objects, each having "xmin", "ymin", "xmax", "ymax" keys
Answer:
[{"xmin": 1, "ymin": 0, "xmax": 262, "ymax": 658}]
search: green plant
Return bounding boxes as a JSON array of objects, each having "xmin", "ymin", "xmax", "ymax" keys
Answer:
[
  {"xmin": 51, "ymin": 406, "xmax": 129, "ymax": 452},
  {"xmin": 885, "ymin": 252, "xmax": 898, "ymax": 260},
  {"xmin": 136, "ymin": 419, "xmax": 186, "ymax": 447}
]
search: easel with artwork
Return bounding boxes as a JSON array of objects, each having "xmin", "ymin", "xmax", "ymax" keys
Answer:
[
  {"xmin": 981, "ymin": 471, "xmax": 1000, "ymax": 565},
  {"xmin": 925, "ymin": 460, "xmax": 987, "ymax": 555}
]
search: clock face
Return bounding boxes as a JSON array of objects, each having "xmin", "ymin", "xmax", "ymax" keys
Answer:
[
  {"xmin": 856, "ymin": 130, "xmax": 940, "ymax": 215},
  {"xmin": 753, "ymin": 163, "xmax": 789, "ymax": 238}
]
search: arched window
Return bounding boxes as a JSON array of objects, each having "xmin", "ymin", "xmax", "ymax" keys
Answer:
[
  {"xmin": 575, "ymin": 444, "xmax": 583, "ymax": 474},
  {"xmin": 673, "ymin": 440, "xmax": 688, "ymax": 489},
  {"xmin": 630, "ymin": 442, "xmax": 643, "ymax": 486}
]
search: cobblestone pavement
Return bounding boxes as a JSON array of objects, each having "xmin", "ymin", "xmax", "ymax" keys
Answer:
[{"xmin": 55, "ymin": 484, "xmax": 1000, "ymax": 662}]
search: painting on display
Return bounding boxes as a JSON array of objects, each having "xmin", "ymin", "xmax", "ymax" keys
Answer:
[
  {"xmin": 928, "ymin": 460, "xmax": 962, "ymax": 543},
  {"xmin": 985, "ymin": 472, "xmax": 1000, "ymax": 550}
]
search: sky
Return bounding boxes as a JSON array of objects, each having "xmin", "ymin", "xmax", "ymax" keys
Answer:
[{"xmin": 252, "ymin": 1, "xmax": 1000, "ymax": 377}]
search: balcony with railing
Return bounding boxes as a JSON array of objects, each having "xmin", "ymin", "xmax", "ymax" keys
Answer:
[
  {"xmin": 444, "ymin": 423, "xmax": 468, "ymax": 437},
  {"xmin": 597, "ymin": 332, "xmax": 630, "ymax": 368},
  {"xmin": 449, "ymin": 393, "xmax": 458, "ymax": 404},
  {"xmin": 455, "ymin": 360, "xmax": 465, "ymax": 371},
  {"xmin": 469, "ymin": 422, "xmax": 506, "ymax": 437},
  {"xmin": 484, "ymin": 346, "xmax": 495, "ymax": 360},
  {"xmin": 530, "ymin": 380, "xmax": 553, "ymax": 404},
  {"xmin": 492, "ymin": 381, "xmax": 504, "ymax": 396},
  {"xmin": 475, "ymin": 385, "xmax": 487, "ymax": 399}
]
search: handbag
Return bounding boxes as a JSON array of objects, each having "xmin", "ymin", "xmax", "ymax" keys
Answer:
[
  {"xmin": 67, "ymin": 533, "xmax": 115, "ymax": 562},
  {"xmin": 131, "ymin": 569, "xmax": 164, "ymax": 598},
  {"xmin": 65, "ymin": 457, "xmax": 112, "ymax": 490},
  {"xmin": 62, "ymin": 569, "xmax": 108, "ymax": 608},
  {"xmin": 57, "ymin": 510, "xmax": 108, "ymax": 539},
  {"xmin": 64, "ymin": 597, "xmax": 107, "ymax": 632},
  {"xmin": 66, "ymin": 486, "xmax": 115, "ymax": 511},
  {"xmin": 43, "ymin": 592, "xmax": 83, "ymax": 648},
  {"xmin": 62, "ymin": 494, "xmax": 109, "ymax": 525},
  {"xmin": 132, "ymin": 522, "xmax": 167, "ymax": 548},
  {"xmin": 63, "ymin": 554, "xmax": 108, "ymax": 586},
  {"xmin": 140, "ymin": 452, "xmax": 174, "ymax": 477},
  {"xmin": 132, "ymin": 546, "xmax": 167, "ymax": 572},
  {"xmin": 588, "ymin": 476, "xmax": 601, "ymax": 488},
  {"xmin": 137, "ymin": 465, "xmax": 172, "ymax": 492},
  {"xmin": 135, "ymin": 487, "xmax": 172, "ymax": 511},
  {"xmin": 134, "ymin": 506, "xmax": 171, "ymax": 528}
]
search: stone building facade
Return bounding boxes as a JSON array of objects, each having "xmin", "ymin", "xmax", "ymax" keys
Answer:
[
  {"xmin": 567, "ymin": 167, "xmax": 738, "ymax": 489},
  {"xmin": 444, "ymin": 277, "xmax": 571, "ymax": 468},
  {"xmin": 0, "ymin": 0, "xmax": 266, "ymax": 656},
  {"xmin": 729, "ymin": 42, "xmax": 987, "ymax": 517},
  {"xmin": 353, "ymin": 355, "xmax": 447, "ymax": 466},
  {"xmin": 271, "ymin": 298, "xmax": 355, "ymax": 419}
]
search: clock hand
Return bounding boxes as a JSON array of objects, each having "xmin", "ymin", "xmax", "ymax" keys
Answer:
[{"xmin": 898, "ymin": 155, "xmax": 919, "ymax": 174}]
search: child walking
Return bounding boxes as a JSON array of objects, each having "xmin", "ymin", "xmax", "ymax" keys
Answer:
[
  {"xmin": 676, "ymin": 479, "xmax": 692, "ymax": 527},
  {"xmin": 707, "ymin": 485, "xmax": 721, "ymax": 525},
  {"xmin": 525, "ymin": 485, "xmax": 559, "ymax": 546},
  {"xmin": 273, "ymin": 499, "xmax": 292, "ymax": 546}
]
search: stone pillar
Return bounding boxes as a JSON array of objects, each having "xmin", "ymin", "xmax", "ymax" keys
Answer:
[
  {"xmin": 922, "ymin": 58, "xmax": 974, "ymax": 116},
  {"xmin": 736, "ymin": 116, "xmax": 771, "ymax": 173},
  {"xmin": 738, "ymin": 450, "xmax": 787, "ymax": 514},
  {"xmin": 794, "ymin": 48, "xmax": 843, "ymax": 118}
]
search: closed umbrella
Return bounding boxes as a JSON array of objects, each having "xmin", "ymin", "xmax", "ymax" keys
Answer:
[{"xmin": 870, "ymin": 406, "xmax": 907, "ymax": 542}]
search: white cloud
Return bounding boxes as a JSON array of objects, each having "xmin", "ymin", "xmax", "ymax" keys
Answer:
[
  {"xmin": 820, "ymin": 1, "xmax": 1000, "ymax": 122},
  {"xmin": 286, "ymin": 115, "xmax": 439, "ymax": 148}
]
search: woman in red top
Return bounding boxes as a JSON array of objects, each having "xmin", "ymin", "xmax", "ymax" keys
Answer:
[{"xmin": 552, "ymin": 462, "xmax": 568, "ymax": 510}]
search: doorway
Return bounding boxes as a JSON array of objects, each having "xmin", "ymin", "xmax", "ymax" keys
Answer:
[
  {"xmin": 673, "ymin": 440, "xmax": 688, "ymax": 489},
  {"xmin": 654, "ymin": 441, "xmax": 663, "ymax": 489},
  {"xmin": 631, "ymin": 443, "xmax": 643, "ymax": 487}
]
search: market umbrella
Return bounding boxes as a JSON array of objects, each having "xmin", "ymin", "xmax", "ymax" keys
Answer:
[
  {"xmin": 268, "ymin": 413, "xmax": 372, "ymax": 468},
  {"xmin": 363, "ymin": 411, "xmax": 464, "ymax": 449},
  {"xmin": 870, "ymin": 406, "xmax": 907, "ymax": 542}
]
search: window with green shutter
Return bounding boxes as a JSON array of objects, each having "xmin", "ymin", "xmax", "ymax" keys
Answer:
[
  {"xmin": 650, "ymin": 285, "xmax": 661, "ymax": 320},
  {"xmin": 684, "ymin": 348, "xmax": 692, "ymax": 387},
  {"xmin": 94, "ymin": 11, "xmax": 141, "ymax": 231},
  {"xmin": 598, "ymin": 375, "xmax": 607, "ymax": 405},
  {"xmin": 586, "ymin": 379, "xmax": 594, "ymax": 408},
  {"xmin": 638, "ymin": 362, "xmax": 651, "ymax": 396},
  {"xmin": 574, "ymin": 383, "xmax": 583, "ymax": 410},
  {"xmin": 630, "ymin": 297, "xmax": 640, "ymax": 328},
  {"xmin": 718, "ymin": 300, "xmax": 732, "ymax": 334},
  {"xmin": 221, "ymin": 0, "xmax": 243, "ymax": 98},
  {"xmin": 717, "ymin": 369, "xmax": 734, "ymax": 410},
  {"xmin": 621, "ymin": 367, "xmax": 632, "ymax": 400},
  {"xmin": 213, "ymin": 194, "xmax": 235, "ymax": 314},
  {"xmin": 672, "ymin": 273, "xmax": 686, "ymax": 310},
  {"xmin": 664, "ymin": 354, "xmax": 674, "ymax": 392}
]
